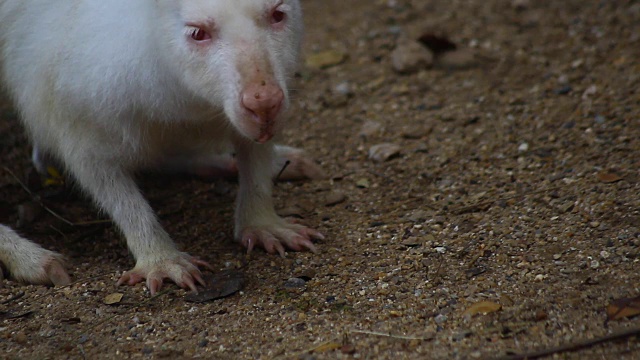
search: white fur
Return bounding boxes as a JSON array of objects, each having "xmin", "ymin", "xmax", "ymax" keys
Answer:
[
  {"xmin": 0, "ymin": 0, "xmax": 320, "ymax": 292},
  {"xmin": 0, "ymin": 225, "xmax": 69, "ymax": 285}
]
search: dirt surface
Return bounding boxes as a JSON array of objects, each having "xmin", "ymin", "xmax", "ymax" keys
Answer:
[{"xmin": 1, "ymin": 0, "xmax": 639, "ymax": 359}]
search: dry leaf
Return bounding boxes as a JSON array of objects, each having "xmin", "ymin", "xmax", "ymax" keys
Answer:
[
  {"xmin": 185, "ymin": 270, "xmax": 245, "ymax": 303},
  {"xmin": 606, "ymin": 295, "xmax": 640, "ymax": 321},
  {"xmin": 104, "ymin": 293, "xmax": 124, "ymax": 305},
  {"xmin": 463, "ymin": 301, "xmax": 502, "ymax": 316},
  {"xmin": 305, "ymin": 50, "xmax": 347, "ymax": 69},
  {"xmin": 312, "ymin": 342, "xmax": 342, "ymax": 353},
  {"xmin": 597, "ymin": 172, "xmax": 623, "ymax": 183}
]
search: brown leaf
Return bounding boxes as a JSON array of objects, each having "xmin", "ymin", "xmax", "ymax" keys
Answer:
[
  {"xmin": 597, "ymin": 172, "xmax": 623, "ymax": 183},
  {"xmin": 606, "ymin": 295, "xmax": 640, "ymax": 321},
  {"xmin": 341, "ymin": 344, "xmax": 357, "ymax": 354},
  {"xmin": 184, "ymin": 269, "xmax": 245, "ymax": 303},
  {"xmin": 463, "ymin": 301, "xmax": 502, "ymax": 316}
]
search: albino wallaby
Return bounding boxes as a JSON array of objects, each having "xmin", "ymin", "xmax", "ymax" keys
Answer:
[{"xmin": 0, "ymin": 0, "xmax": 324, "ymax": 294}]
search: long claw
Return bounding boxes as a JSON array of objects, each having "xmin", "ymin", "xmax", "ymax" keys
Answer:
[
  {"xmin": 192, "ymin": 270, "xmax": 206, "ymax": 287},
  {"xmin": 182, "ymin": 275, "xmax": 198, "ymax": 293},
  {"xmin": 148, "ymin": 278, "xmax": 162, "ymax": 295},
  {"xmin": 246, "ymin": 237, "xmax": 255, "ymax": 254},
  {"xmin": 307, "ymin": 229, "xmax": 325, "ymax": 240},
  {"xmin": 117, "ymin": 254, "xmax": 211, "ymax": 295},
  {"xmin": 301, "ymin": 239, "xmax": 318, "ymax": 254},
  {"xmin": 275, "ymin": 242, "xmax": 286, "ymax": 258},
  {"xmin": 193, "ymin": 258, "xmax": 215, "ymax": 271},
  {"xmin": 238, "ymin": 222, "xmax": 323, "ymax": 256},
  {"xmin": 45, "ymin": 259, "xmax": 71, "ymax": 286}
]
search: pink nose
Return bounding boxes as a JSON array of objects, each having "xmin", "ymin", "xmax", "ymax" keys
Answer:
[{"xmin": 241, "ymin": 82, "xmax": 284, "ymax": 125}]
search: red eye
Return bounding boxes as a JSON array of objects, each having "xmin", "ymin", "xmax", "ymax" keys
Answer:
[
  {"xmin": 271, "ymin": 10, "xmax": 285, "ymax": 24},
  {"xmin": 190, "ymin": 28, "xmax": 210, "ymax": 41}
]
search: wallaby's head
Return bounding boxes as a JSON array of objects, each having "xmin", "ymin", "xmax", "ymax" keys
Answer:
[{"xmin": 159, "ymin": 0, "xmax": 303, "ymax": 143}]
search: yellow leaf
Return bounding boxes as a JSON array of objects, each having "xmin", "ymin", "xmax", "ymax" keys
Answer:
[
  {"xmin": 305, "ymin": 50, "xmax": 347, "ymax": 69},
  {"xmin": 44, "ymin": 166, "xmax": 65, "ymax": 186},
  {"xmin": 104, "ymin": 293, "xmax": 124, "ymax": 305},
  {"xmin": 463, "ymin": 301, "xmax": 502, "ymax": 316}
]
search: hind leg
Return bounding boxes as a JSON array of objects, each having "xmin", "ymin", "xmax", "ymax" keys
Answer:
[{"xmin": 0, "ymin": 225, "xmax": 70, "ymax": 286}]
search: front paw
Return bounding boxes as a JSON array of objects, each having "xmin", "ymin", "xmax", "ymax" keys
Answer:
[
  {"xmin": 117, "ymin": 252, "xmax": 213, "ymax": 295},
  {"xmin": 238, "ymin": 218, "xmax": 324, "ymax": 257}
]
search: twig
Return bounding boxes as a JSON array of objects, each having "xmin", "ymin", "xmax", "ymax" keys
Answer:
[
  {"xmin": 1, "ymin": 291, "xmax": 25, "ymax": 305},
  {"xmin": 449, "ymin": 185, "xmax": 562, "ymax": 215},
  {"xmin": 432, "ymin": 252, "xmax": 445, "ymax": 284},
  {"xmin": 349, "ymin": 329, "xmax": 434, "ymax": 341},
  {"xmin": 494, "ymin": 326, "xmax": 640, "ymax": 360},
  {"xmin": 274, "ymin": 328, "xmax": 434, "ymax": 359},
  {"xmin": 3, "ymin": 166, "xmax": 110, "ymax": 227},
  {"xmin": 272, "ymin": 338, "xmax": 340, "ymax": 360},
  {"xmin": 274, "ymin": 160, "xmax": 291, "ymax": 184}
]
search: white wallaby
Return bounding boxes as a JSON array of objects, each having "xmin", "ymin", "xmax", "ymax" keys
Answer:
[{"xmin": 0, "ymin": 0, "xmax": 324, "ymax": 294}]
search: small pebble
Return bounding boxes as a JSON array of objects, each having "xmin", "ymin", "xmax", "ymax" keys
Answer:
[
  {"xmin": 391, "ymin": 39, "xmax": 433, "ymax": 74},
  {"xmin": 284, "ymin": 278, "xmax": 306, "ymax": 288},
  {"xmin": 554, "ymin": 85, "xmax": 572, "ymax": 95},
  {"xmin": 356, "ymin": 178, "xmax": 370, "ymax": 188},
  {"xmin": 324, "ymin": 191, "xmax": 346, "ymax": 206},
  {"xmin": 434, "ymin": 314, "xmax": 447, "ymax": 324},
  {"xmin": 518, "ymin": 142, "xmax": 529, "ymax": 152},
  {"xmin": 333, "ymin": 81, "xmax": 353, "ymax": 96},
  {"xmin": 198, "ymin": 339, "xmax": 209, "ymax": 347},
  {"xmin": 358, "ymin": 121, "xmax": 383, "ymax": 138},
  {"xmin": 369, "ymin": 143, "xmax": 401, "ymax": 162}
]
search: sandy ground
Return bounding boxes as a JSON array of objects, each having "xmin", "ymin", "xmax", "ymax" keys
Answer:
[{"xmin": 1, "ymin": 0, "xmax": 639, "ymax": 359}]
